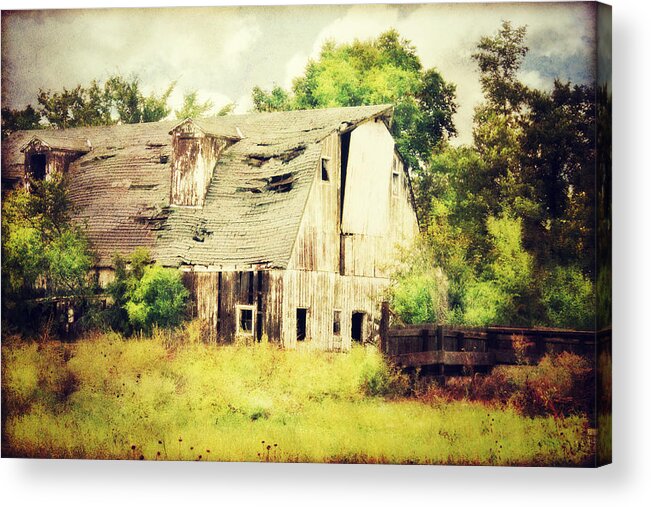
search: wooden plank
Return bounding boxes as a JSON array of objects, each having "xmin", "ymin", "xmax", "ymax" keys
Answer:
[
  {"xmin": 442, "ymin": 351, "xmax": 495, "ymax": 366},
  {"xmin": 392, "ymin": 350, "xmax": 496, "ymax": 368},
  {"xmin": 388, "ymin": 324, "xmax": 439, "ymax": 337}
]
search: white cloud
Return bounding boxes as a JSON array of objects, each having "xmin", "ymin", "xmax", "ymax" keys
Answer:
[
  {"xmin": 278, "ymin": 2, "xmax": 596, "ymax": 145},
  {"xmin": 3, "ymin": 2, "xmax": 596, "ymax": 141}
]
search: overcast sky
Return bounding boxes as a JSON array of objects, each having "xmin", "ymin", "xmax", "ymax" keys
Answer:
[{"xmin": 1, "ymin": 1, "xmax": 602, "ymax": 145}]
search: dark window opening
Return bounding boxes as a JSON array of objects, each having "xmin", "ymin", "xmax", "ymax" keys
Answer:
[
  {"xmin": 217, "ymin": 272, "xmax": 222, "ymax": 335},
  {"xmin": 333, "ymin": 310, "xmax": 341, "ymax": 336},
  {"xmin": 392, "ymin": 171, "xmax": 400, "ymax": 196},
  {"xmin": 296, "ymin": 308, "xmax": 307, "ymax": 342},
  {"xmin": 340, "ymin": 132, "xmax": 351, "ymax": 221},
  {"xmin": 30, "ymin": 153, "xmax": 47, "ymax": 181},
  {"xmin": 321, "ymin": 158, "xmax": 330, "ymax": 181},
  {"xmin": 256, "ymin": 272, "xmax": 263, "ymax": 342},
  {"xmin": 352, "ymin": 312, "xmax": 365, "ymax": 342},
  {"xmin": 238, "ymin": 306, "xmax": 254, "ymax": 335}
]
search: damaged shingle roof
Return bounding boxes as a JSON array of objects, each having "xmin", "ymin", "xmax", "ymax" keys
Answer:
[{"xmin": 2, "ymin": 104, "xmax": 393, "ymax": 269}]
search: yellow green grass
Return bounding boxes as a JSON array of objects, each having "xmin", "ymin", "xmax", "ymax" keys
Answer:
[{"xmin": 2, "ymin": 332, "xmax": 593, "ymax": 465}]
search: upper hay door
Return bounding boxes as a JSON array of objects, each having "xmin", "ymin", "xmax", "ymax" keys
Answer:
[
  {"xmin": 21, "ymin": 136, "xmax": 91, "ymax": 184},
  {"xmin": 169, "ymin": 120, "xmax": 237, "ymax": 207},
  {"xmin": 341, "ymin": 120, "xmax": 394, "ymax": 236}
]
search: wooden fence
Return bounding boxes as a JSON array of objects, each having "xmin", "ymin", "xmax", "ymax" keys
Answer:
[{"xmin": 379, "ymin": 303, "xmax": 611, "ymax": 374}]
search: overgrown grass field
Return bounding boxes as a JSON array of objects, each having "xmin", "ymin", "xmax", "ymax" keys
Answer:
[{"xmin": 2, "ymin": 331, "xmax": 594, "ymax": 465}]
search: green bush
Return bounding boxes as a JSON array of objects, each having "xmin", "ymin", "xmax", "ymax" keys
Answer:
[
  {"xmin": 388, "ymin": 244, "xmax": 449, "ymax": 325},
  {"xmin": 124, "ymin": 265, "xmax": 189, "ymax": 332},
  {"xmin": 540, "ymin": 265, "xmax": 595, "ymax": 329},
  {"xmin": 390, "ymin": 270, "xmax": 449, "ymax": 325}
]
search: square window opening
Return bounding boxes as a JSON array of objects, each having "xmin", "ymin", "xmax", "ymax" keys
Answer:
[
  {"xmin": 236, "ymin": 305, "xmax": 255, "ymax": 335},
  {"xmin": 392, "ymin": 171, "xmax": 400, "ymax": 196}
]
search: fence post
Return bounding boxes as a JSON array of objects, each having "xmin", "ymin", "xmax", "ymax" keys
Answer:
[{"xmin": 379, "ymin": 301, "xmax": 390, "ymax": 354}]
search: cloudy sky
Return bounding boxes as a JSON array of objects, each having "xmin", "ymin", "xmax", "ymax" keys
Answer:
[{"xmin": 1, "ymin": 1, "xmax": 601, "ymax": 145}]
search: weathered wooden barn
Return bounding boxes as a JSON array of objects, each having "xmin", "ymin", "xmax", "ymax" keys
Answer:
[{"xmin": 2, "ymin": 105, "xmax": 419, "ymax": 349}]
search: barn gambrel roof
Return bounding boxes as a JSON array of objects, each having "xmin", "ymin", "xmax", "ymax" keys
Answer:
[{"xmin": 2, "ymin": 104, "xmax": 394, "ymax": 269}]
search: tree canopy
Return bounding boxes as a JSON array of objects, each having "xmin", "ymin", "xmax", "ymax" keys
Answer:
[
  {"xmin": 394, "ymin": 21, "xmax": 604, "ymax": 329},
  {"xmin": 251, "ymin": 29, "xmax": 458, "ymax": 170},
  {"xmin": 1, "ymin": 74, "xmax": 177, "ymax": 137}
]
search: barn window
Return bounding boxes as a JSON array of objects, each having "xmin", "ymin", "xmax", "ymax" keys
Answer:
[
  {"xmin": 296, "ymin": 308, "xmax": 308, "ymax": 342},
  {"xmin": 333, "ymin": 310, "xmax": 341, "ymax": 336},
  {"xmin": 236, "ymin": 305, "xmax": 255, "ymax": 335},
  {"xmin": 392, "ymin": 160, "xmax": 400, "ymax": 196},
  {"xmin": 30, "ymin": 153, "xmax": 47, "ymax": 181},
  {"xmin": 352, "ymin": 312, "xmax": 366, "ymax": 343},
  {"xmin": 321, "ymin": 157, "xmax": 330, "ymax": 181}
]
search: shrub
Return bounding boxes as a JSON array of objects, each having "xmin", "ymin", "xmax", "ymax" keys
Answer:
[
  {"xmin": 540, "ymin": 265, "xmax": 595, "ymax": 329},
  {"xmin": 418, "ymin": 351, "xmax": 594, "ymax": 418},
  {"xmin": 124, "ymin": 265, "xmax": 189, "ymax": 332},
  {"xmin": 388, "ymin": 243, "xmax": 449, "ymax": 325}
]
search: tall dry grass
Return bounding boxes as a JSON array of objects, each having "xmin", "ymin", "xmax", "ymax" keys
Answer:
[{"xmin": 2, "ymin": 325, "xmax": 594, "ymax": 465}]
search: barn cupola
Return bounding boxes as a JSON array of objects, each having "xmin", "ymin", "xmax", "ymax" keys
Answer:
[
  {"xmin": 168, "ymin": 119, "xmax": 242, "ymax": 207},
  {"xmin": 20, "ymin": 135, "xmax": 91, "ymax": 184}
]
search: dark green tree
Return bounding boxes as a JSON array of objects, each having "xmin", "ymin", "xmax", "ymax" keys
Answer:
[
  {"xmin": 33, "ymin": 74, "xmax": 176, "ymax": 128},
  {"xmin": 2, "ymin": 173, "xmax": 94, "ymax": 298},
  {"xmin": 1, "ymin": 105, "xmax": 41, "ymax": 138},
  {"xmin": 251, "ymin": 29, "xmax": 457, "ymax": 169},
  {"xmin": 409, "ymin": 20, "xmax": 597, "ymax": 327}
]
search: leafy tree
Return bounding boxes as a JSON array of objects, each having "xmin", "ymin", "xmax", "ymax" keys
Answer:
[
  {"xmin": 251, "ymin": 85, "xmax": 293, "ymax": 113},
  {"xmin": 251, "ymin": 30, "xmax": 457, "ymax": 169},
  {"xmin": 32, "ymin": 74, "xmax": 176, "ymax": 129},
  {"xmin": 462, "ymin": 214, "xmax": 534, "ymax": 326},
  {"xmin": 540, "ymin": 265, "xmax": 595, "ymax": 329},
  {"xmin": 520, "ymin": 81, "xmax": 596, "ymax": 272},
  {"xmin": 175, "ymin": 90, "xmax": 214, "ymax": 119},
  {"xmin": 216, "ymin": 102, "xmax": 236, "ymax": 116},
  {"xmin": 410, "ymin": 21, "xmax": 600, "ymax": 327},
  {"xmin": 1, "ymin": 105, "xmax": 41, "ymax": 138},
  {"xmin": 1, "ymin": 174, "xmax": 95, "ymax": 332},
  {"xmin": 472, "ymin": 20, "xmax": 529, "ymax": 115}
]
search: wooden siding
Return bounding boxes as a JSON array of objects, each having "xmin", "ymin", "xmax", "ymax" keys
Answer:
[
  {"xmin": 186, "ymin": 269, "xmax": 284, "ymax": 343},
  {"xmin": 281, "ymin": 270, "xmax": 389, "ymax": 350},
  {"xmin": 170, "ymin": 122, "xmax": 233, "ymax": 207},
  {"xmin": 288, "ymin": 132, "xmax": 341, "ymax": 272},
  {"xmin": 282, "ymin": 120, "xmax": 419, "ymax": 350},
  {"xmin": 341, "ymin": 119, "xmax": 393, "ymax": 236},
  {"xmin": 288, "ymin": 123, "xmax": 418, "ymax": 277}
]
